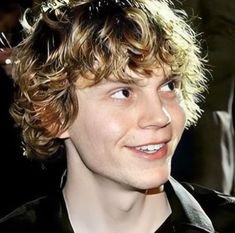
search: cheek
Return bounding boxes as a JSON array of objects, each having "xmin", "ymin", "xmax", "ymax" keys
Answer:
[
  {"xmin": 167, "ymin": 105, "xmax": 186, "ymax": 155},
  {"xmin": 176, "ymin": 105, "xmax": 186, "ymax": 124},
  {"xmin": 96, "ymin": 110, "xmax": 134, "ymax": 144},
  {"xmin": 75, "ymin": 107, "xmax": 133, "ymax": 148},
  {"xmin": 168, "ymin": 103, "xmax": 186, "ymax": 134},
  {"xmin": 175, "ymin": 110, "xmax": 186, "ymax": 141}
]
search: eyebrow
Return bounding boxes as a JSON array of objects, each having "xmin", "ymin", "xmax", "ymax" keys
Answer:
[
  {"xmin": 165, "ymin": 73, "xmax": 181, "ymax": 80},
  {"xmin": 96, "ymin": 68, "xmax": 178, "ymax": 87}
]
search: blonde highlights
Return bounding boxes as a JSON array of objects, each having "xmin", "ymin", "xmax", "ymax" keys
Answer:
[{"xmin": 11, "ymin": 0, "xmax": 207, "ymax": 159}]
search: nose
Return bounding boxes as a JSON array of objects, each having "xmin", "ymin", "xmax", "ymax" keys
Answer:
[{"xmin": 138, "ymin": 95, "xmax": 171, "ymax": 129}]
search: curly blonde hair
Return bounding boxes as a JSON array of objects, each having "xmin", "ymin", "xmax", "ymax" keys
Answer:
[{"xmin": 11, "ymin": 0, "xmax": 207, "ymax": 160}]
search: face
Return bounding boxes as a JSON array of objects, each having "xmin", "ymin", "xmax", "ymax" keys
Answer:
[{"xmin": 67, "ymin": 66, "xmax": 186, "ymax": 190}]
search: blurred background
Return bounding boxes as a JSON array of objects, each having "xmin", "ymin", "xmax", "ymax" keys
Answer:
[
  {"xmin": 0, "ymin": 0, "xmax": 66, "ymax": 217},
  {"xmin": 171, "ymin": 0, "xmax": 235, "ymax": 197},
  {"xmin": 0, "ymin": 0, "xmax": 234, "ymax": 217}
]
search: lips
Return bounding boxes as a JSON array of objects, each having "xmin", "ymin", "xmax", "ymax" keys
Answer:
[
  {"xmin": 126, "ymin": 142, "xmax": 168, "ymax": 160},
  {"xmin": 135, "ymin": 143, "xmax": 164, "ymax": 154}
]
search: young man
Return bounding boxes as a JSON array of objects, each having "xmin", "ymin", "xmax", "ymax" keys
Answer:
[{"xmin": 0, "ymin": 0, "xmax": 234, "ymax": 232}]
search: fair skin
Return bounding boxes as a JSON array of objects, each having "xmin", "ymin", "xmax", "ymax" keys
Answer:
[{"xmin": 62, "ymin": 66, "xmax": 186, "ymax": 233}]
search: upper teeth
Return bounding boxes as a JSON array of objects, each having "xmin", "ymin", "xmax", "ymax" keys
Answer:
[{"xmin": 135, "ymin": 144, "xmax": 164, "ymax": 153}]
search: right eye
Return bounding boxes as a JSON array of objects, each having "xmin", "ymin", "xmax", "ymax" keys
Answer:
[
  {"xmin": 111, "ymin": 88, "xmax": 131, "ymax": 100},
  {"xmin": 160, "ymin": 79, "xmax": 178, "ymax": 92}
]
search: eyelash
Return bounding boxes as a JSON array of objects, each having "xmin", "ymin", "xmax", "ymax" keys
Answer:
[
  {"xmin": 110, "ymin": 79, "xmax": 180, "ymax": 100},
  {"xmin": 111, "ymin": 88, "xmax": 132, "ymax": 100},
  {"xmin": 160, "ymin": 79, "xmax": 180, "ymax": 92}
]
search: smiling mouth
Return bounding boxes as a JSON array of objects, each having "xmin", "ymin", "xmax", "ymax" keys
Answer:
[
  {"xmin": 135, "ymin": 144, "xmax": 164, "ymax": 154},
  {"xmin": 126, "ymin": 143, "xmax": 168, "ymax": 160}
]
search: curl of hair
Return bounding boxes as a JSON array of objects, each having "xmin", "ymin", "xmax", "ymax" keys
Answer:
[{"xmin": 11, "ymin": 0, "xmax": 207, "ymax": 160}]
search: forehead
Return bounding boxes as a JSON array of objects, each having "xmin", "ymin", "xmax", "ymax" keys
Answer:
[
  {"xmin": 124, "ymin": 64, "xmax": 171, "ymax": 79},
  {"xmin": 75, "ymin": 64, "xmax": 172, "ymax": 88},
  {"xmin": 109, "ymin": 65, "xmax": 171, "ymax": 82}
]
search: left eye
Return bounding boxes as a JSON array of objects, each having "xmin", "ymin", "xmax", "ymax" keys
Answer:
[
  {"xmin": 160, "ymin": 80, "xmax": 177, "ymax": 92},
  {"xmin": 111, "ymin": 88, "xmax": 131, "ymax": 99}
]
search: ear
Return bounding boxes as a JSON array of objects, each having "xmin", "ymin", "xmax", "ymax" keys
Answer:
[{"xmin": 59, "ymin": 130, "xmax": 70, "ymax": 139}]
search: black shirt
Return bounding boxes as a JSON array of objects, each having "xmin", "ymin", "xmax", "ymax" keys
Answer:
[{"xmin": 1, "ymin": 176, "xmax": 235, "ymax": 233}]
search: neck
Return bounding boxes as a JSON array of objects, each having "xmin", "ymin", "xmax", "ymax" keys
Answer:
[{"xmin": 63, "ymin": 139, "xmax": 171, "ymax": 233}]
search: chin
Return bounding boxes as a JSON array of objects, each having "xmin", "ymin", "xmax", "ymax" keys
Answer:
[{"xmin": 129, "ymin": 170, "xmax": 171, "ymax": 191}]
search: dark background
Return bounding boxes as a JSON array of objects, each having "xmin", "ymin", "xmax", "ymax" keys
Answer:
[{"xmin": 0, "ymin": 0, "xmax": 234, "ymax": 217}]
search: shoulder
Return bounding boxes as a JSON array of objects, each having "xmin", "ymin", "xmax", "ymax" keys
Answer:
[
  {"xmin": 0, "ymin": 194, "xmax": 59, "ymax": 233},
  {"xmin": 181, "ymin": 182, "xmax": 235, "ymax": 210},
  {"xmin": 182, "ymin": 182, "xmax": 235, "ymax": 232}
]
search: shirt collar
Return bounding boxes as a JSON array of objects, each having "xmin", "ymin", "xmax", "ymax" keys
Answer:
[
  {"xmin": 165, "ymin": 176, "xmax": 215, "ymax": 232},
  {"xmin": 57, "ymin": 173, "xmax": 215, "ymax": 232}
]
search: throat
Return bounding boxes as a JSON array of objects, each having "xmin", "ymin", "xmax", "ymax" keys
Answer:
[{"xmin": 63, "ymin": 183, "xmax": 171, "ymax": 233}]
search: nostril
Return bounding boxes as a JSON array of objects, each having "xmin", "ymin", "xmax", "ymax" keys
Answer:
[{"xmin": 138, "ymin": 105, "xmax": 171, "ymax": 129}]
